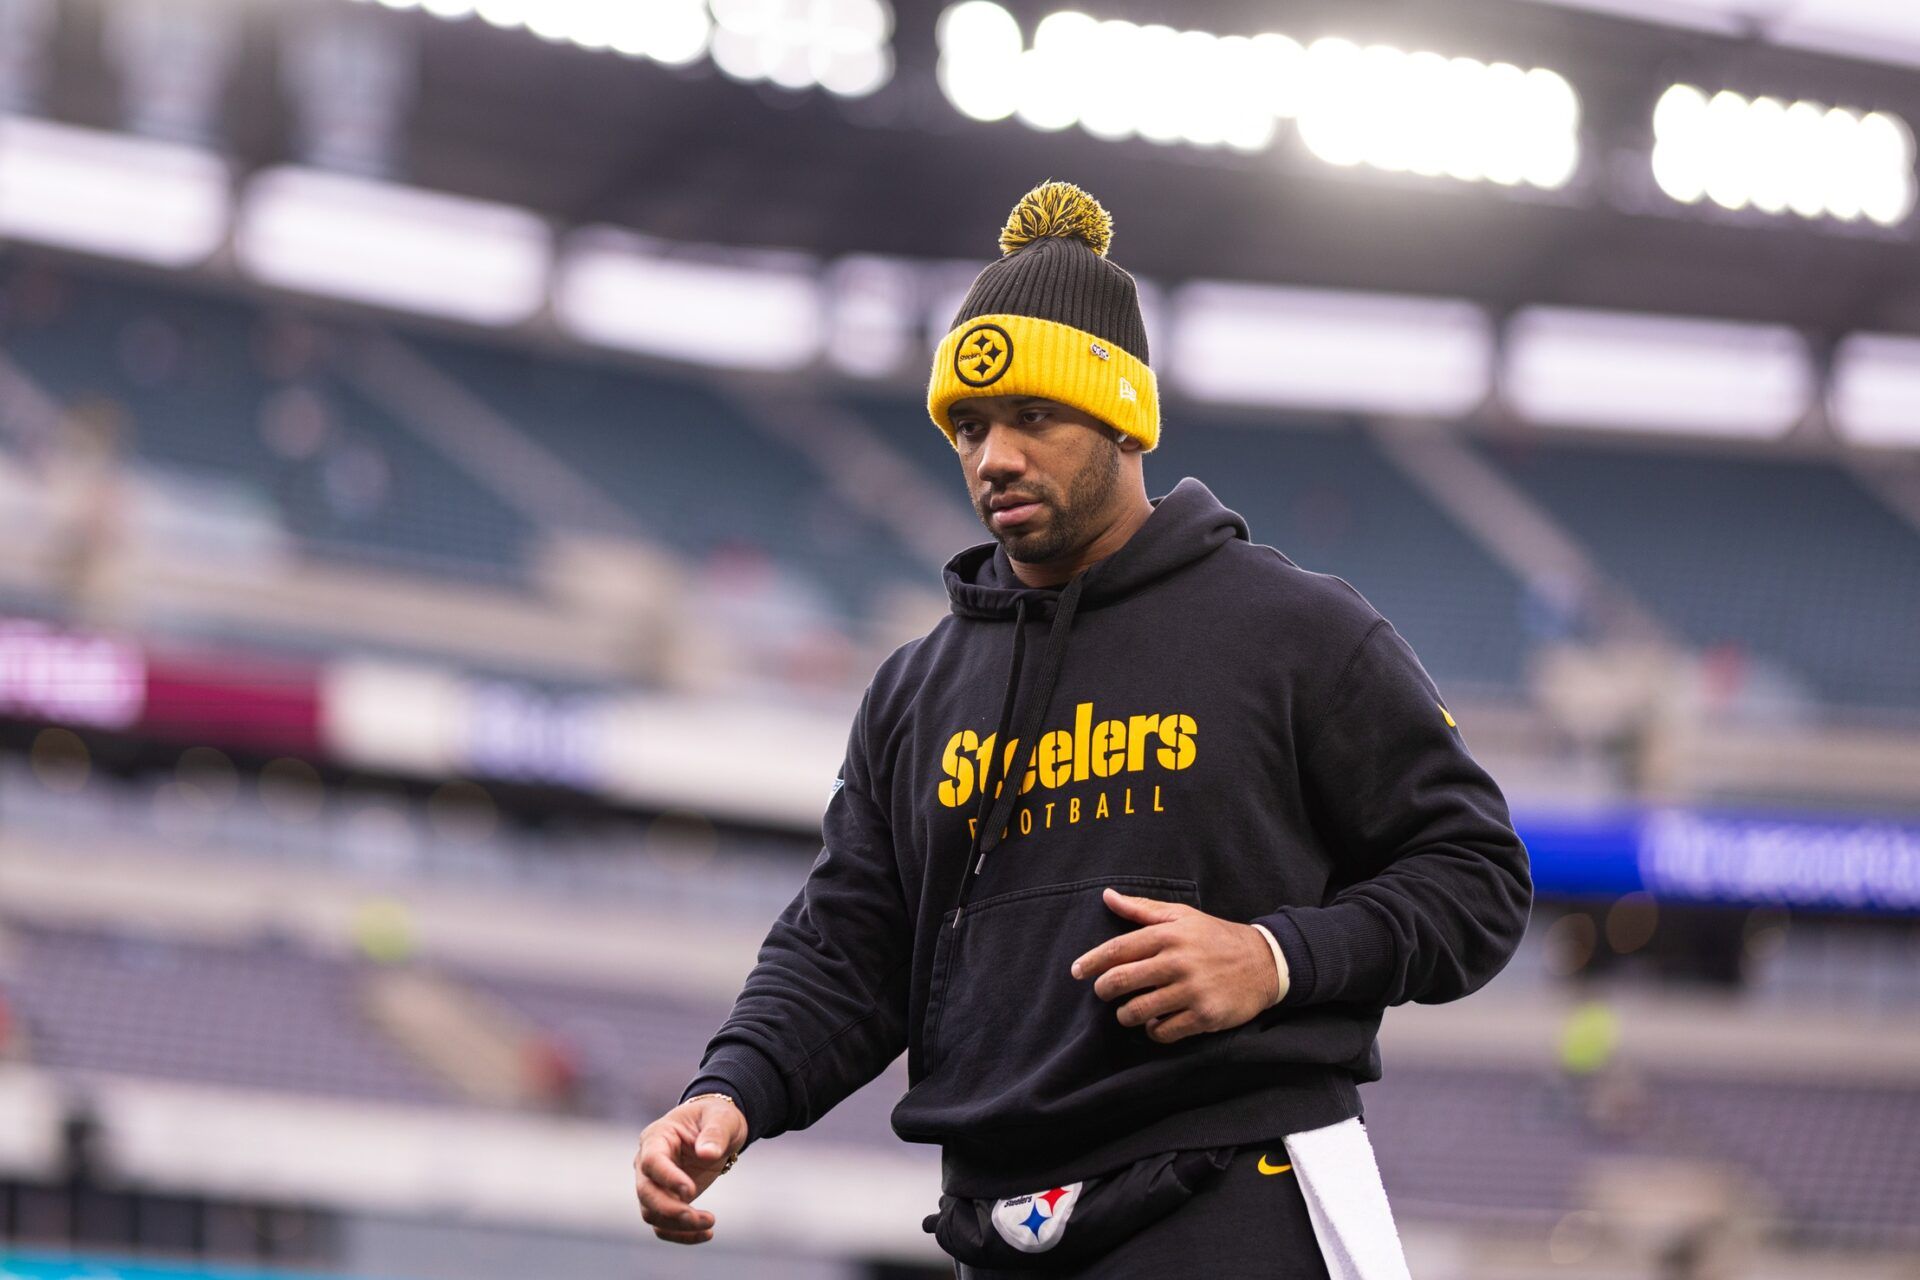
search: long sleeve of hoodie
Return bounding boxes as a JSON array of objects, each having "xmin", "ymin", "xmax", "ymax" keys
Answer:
[
  {"xmin": 1257, "ymin": 618, "xmax": 1533, "ymax": 1009},
  {"xmin": 679, "ymin": 685, "xmax": 913, "ymax": 1145}
]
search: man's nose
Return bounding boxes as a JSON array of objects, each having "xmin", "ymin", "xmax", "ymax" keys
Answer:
[{"xmin": 974, "ymin": 423, "xmax": 1027, "ymax": 483}]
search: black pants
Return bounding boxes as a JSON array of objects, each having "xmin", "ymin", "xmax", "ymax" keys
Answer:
[{"xmin": 952, "ymin": 1144, "xmax": 1333, "ymax": 1279}]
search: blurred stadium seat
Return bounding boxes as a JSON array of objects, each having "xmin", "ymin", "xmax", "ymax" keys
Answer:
[{"xmin": 1477, "ymin": 433, "xmax": 1920, "ymax": 710}]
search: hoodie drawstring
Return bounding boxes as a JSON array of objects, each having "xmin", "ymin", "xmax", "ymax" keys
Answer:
[
  {"xmin": 964, "ymin": 595, "xmax": 1028, "ymax": 872},
  {"xmin": 951, "ymin": 571, "xmax": 1087, "ymax": 927}
]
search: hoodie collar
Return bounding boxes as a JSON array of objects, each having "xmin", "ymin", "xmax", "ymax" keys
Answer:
[{"xmin": 943, "ymin": 476, "xmax": 1250, "ymax": 620}]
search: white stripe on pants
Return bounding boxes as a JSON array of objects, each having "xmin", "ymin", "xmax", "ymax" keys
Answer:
[{"xmin": 1283, "ymin": 1117, "xmax": 1414, "ymax": 1280}]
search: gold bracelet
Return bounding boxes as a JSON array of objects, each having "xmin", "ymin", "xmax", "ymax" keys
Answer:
[{"xmin": 683, "ymin": 1092, "xmax": 743, "ymax": 1173}]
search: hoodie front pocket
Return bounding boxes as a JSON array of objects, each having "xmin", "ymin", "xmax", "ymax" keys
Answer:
[{"xmin": 921, "ymin": 874, "xmax": 1204, "ymax": 1094}]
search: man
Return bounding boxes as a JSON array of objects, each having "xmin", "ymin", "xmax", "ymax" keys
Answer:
[{"xmin": 634, "ymin": 181, "xmax": 1532, "ymax": 1277}]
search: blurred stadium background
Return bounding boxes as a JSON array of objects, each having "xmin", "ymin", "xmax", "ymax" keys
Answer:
[{"xmin": 2, "ymin": 0, "xmax": 1920, "ymax": 1277}]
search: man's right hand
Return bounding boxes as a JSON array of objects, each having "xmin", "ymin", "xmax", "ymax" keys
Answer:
[{"xmin": 632, "ymin": 1094, "xmax": 748, "ymax": 1245}]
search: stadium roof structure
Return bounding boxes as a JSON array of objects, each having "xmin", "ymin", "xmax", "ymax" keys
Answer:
[{"xmin": 17, "ymin": 0, "xmax": 1920, "ymax": 337}]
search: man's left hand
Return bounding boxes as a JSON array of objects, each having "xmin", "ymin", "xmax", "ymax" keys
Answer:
[{"xmin": 1071, "ymin": 888, "xmax": 1285, "ymax": 1043}]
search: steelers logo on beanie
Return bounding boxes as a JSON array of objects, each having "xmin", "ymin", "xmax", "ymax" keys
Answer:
[
  {"xmin": 928, "ymin": 180, "xmax": 1159, "ymax": 452},
  {"xmin": 955, "ymin": 322, "xmax": 1014, "ymax": 386}
]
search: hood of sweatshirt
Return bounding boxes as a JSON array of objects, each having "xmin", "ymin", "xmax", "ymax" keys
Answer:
[{"xmin": 942, "ymin": 475, "xmax": 1251, "ymax": 621}]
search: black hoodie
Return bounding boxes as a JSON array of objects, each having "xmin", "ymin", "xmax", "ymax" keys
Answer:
[{"xmin": 683, "ymin": 477, "xmax": 1532, "ymax": 1196}]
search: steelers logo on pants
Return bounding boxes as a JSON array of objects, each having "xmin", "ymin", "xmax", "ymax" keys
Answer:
[
  {"xmin": 955, "ymin": 323, "xmax": 1014, "ymax": 387},
  {"xmin": 990, "ymin": 1182, "xmax": 1082, "ymax": 1254}
]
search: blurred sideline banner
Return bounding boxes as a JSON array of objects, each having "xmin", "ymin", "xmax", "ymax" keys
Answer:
[
  {"xmin": 7, "ymin": 614, "xmax": 1918, "ymax": 912},
  {"xmin": 1520, "ymin": 807, "xmax": 1920, "ymax": 912},
  {"xmin": 0, "ymin": 1252, "xmax": 374, "ymax": 1280}
]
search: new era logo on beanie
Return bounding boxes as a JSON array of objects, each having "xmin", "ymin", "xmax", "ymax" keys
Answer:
[{"xmin": 927, "ymin": 180, "xmax": 1160, "ymax": 452}]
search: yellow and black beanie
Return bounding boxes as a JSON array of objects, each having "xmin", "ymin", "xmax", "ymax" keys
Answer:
[{"xmin": 927, "ymin": 180, "xmax": 1159, "ymax": 452}]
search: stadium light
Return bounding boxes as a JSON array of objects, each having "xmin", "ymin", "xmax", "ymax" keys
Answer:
[
  {"xmin": 0, "ymin": 114, "xmax": 229, "ymax": 267},
  {"xmin": 351, "ymin": 0, "xmax": 713, "ymax": 65},
  {"xmin": 1503, "ymin": 307, "xmax": 1813, "ymax": 437},
  {"xmin": 236, "ymin": 167, "xmax": 551, "ymax": 326},
  {"xmin": 360, "ymin": 0, "xmax": 713, "ymax": 62},
  {"xmin": 1170, "ymin": 282, "xmax": 1492, "ymax": 417},
  {"xmin": 1652, "ymin": 84, "xmax": 1916, "ymax": 227},
  {"xmin": 344, "ymin": 0, "xmax": 896, "ymax": 92},
  {"xmin": 1829, "ymin": 333, "xmax": 1920, "ymax": 447},
  {"xmin": 937, "ymin": 1, "xmax": 1022, "ymax": 122},
  {"xmin": 1296, "ymin": 39, "xmax": 1578, "ymax": 187},
  {"xmin": 934, "ymin": 4, "xmax": 1581, "ymax": 187},
  {"xmin": 710, "ymin": 0, "xmax": 895, "ymax": 98},
  {"xmin": 555, "ymin": 229, "xmax": 824, "ymax": 370}
]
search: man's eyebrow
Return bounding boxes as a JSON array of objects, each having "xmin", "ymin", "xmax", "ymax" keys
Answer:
[{"xmin": 952, "ymin": 396, "xmax": 1053, "ymax": 419}]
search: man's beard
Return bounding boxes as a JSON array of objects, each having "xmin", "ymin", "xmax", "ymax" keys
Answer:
[{"xmin": 982, "ymin": 438, "xmax": 1121, "ymax": 564}]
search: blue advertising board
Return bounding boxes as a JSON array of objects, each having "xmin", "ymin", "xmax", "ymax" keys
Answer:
[
  {"xmin": 1516, "ymin": 806, "xmax": 1920, "ymax": 912},
  {"xmin": 0, "ymin": 1253, "xmax": 378, "ymax": 1280}
]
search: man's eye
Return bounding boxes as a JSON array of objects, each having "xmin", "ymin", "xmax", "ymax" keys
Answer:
[{"xmin": 1021, "ymin": 408, "xmax": 1049, "ymax": 424}]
